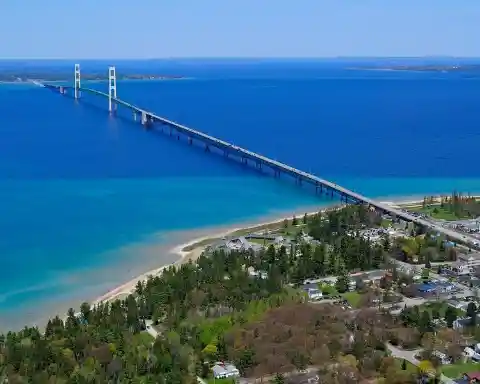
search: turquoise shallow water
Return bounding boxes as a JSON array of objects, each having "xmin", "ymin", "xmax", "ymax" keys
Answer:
[{"xmin": 1, "ymin": 59, "xmax": 480, "ymax": 330}]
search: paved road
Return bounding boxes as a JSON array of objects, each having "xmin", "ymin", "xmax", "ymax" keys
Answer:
[
  {"xmin": 386, "ymin": 343, "xmax": 456, "ymax": 384},
  {"xmin": 238, "ymin": 367, "xmax": 320, "ymax": 384}
]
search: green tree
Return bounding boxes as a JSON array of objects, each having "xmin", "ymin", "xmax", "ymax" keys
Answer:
[
  {"xmin": 467, "ymin": 302, "xmax": 477, "ymax": 326},
  {"xmin": 292, "ymin": 215, "xmax": 298, "ymax": 226},
  {"xmin": 303, "ymin": 213, "xmax": 308, "ymax": 225},
  {"xmin": 271, "ymin": 373, "xmax": 286, "ymax": 384},
  {"xmin": 444, "ymin": 306, "xmax": 458, "ymax": 328},
  {"xmin": 419, "ymin": 310, "xmax": 433, "ymax": 333},
  {"xmin": 335, "ymin": 268, "xmax": 350, "ymax": 293}
]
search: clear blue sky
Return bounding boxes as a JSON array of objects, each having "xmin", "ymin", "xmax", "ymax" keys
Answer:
[{"xmin": 2, "ymin": 0, "xmax": 480, "ymax": 58}]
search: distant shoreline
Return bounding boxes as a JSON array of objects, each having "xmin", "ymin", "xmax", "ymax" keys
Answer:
[
  {"xmin": 348, "ymin": 65, "xmax": 480, "ymax": 73},
  {"xmin": 0, "ymin": 75, "xmax": 186, "ymax": 84}
]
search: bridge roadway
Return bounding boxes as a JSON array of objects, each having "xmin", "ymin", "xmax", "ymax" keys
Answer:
[{"xmin": 44, "ymin": 84, "xmax": 480, "ymax": 250}]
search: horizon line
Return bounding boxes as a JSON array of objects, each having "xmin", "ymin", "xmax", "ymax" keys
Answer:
[{"xmin": 1, "ymin": 56, "xmax": 480, "ymax": 61}]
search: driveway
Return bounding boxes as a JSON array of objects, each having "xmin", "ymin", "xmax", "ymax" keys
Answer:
[{"xmin": 386, "ymin": 343, "xmax": 456, "ymax": 384}]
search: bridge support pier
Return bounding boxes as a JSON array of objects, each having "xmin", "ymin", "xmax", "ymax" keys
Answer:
[
  {"xmin": 256, "ymin": 161, "xmax": 262, "ymax": 169},
  {"xmin": 242, "ymin": 157, "xmax": 247, "ymax": 165},
  {"xmin": 188, "ymin": 137, "xmax": 193, "ymax": 145},
  {"xmin": 274, "ymin": 170, "xmax": 280, "ymax": 178},
  {"xmin": 133, "ymin": 111, "xmax": 137, "ymax": 122},
  {"xmin": 205, "ymin": 145, "xmax": 210, "ymax": 153},
  {"xmin": 141, "ymin": 111, "xmax": 152, "ymax": 128}
]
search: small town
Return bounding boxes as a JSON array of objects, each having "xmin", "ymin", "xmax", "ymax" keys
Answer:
[{"xmin": 189, "ymin": 193, "xmax": 480, "ymax": 384}]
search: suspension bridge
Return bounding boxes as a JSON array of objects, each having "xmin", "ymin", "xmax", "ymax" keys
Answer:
[{"xmin": 42, "ymin": 64, "xmax": 480, "ymax": 249}]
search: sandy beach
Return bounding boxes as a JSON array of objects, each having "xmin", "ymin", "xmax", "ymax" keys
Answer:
[
  {"xmin": 90, "ymin": 205, "xmax": 343, "ymax": 306},
  {"xmin": 90, "ymin": 195, "xmax": 435, "ymax": 307}
]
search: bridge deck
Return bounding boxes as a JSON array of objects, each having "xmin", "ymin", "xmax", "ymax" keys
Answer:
[{"xmin": 44, "ymin": 83, "xmax": 480, "ymax": 248}]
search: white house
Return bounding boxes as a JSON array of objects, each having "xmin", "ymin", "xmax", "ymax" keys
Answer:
[
  {"xmin": 458, "ymin": 252, "xmax": 480, "ymax": 266},
  {"xmin": 305, "ymin": 288, "xmax": 323, "ymax": 301},
  {"xmin": 212, "ymin": 362, "xmax": 240, "ymax": 379},
  {"xmin": 432, "ymin": 350, "xmax": 451, "ymax": 365},
  {"xmin": 302, "ymin": 283, "xmax": 323, "ymax": 300},
  {"xmin": 463, "ymin": 347, "xmax": 480, "ymax": 361},
  {"xmin": 452, "ymin": 262, "xmax": 474, "ymax": 276}
]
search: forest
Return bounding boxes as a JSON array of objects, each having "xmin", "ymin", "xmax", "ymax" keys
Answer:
[{"xmin": 0, "ymin": 205, "xmax": 432, "ymax": 383}]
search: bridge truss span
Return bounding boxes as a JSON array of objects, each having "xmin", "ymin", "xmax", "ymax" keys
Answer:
[{"xmin": 42, "ymin": 64, "xmax": 480, "ymax": 250}]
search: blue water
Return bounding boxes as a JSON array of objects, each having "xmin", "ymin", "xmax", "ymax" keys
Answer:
[{"xmin": 1, "ymin": 59, "xmax": 480, "ymax": 329}]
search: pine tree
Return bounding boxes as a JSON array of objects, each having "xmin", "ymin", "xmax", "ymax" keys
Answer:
[
  {"xmin": 272, "ymin": 373, "xmax": 285, "ymax": 384},
  {"xmin": 335, "ymin": 263, "xmax": 350, "ymax": 293},
  {"xmin": 444, "ymin": 306, "xmax": 457, "ymax": 328},
  {"xmin": 303, "ymin": 213, "xmax": 308, "ymax": 225},
  {"xmin": 292, "ymin": 215, "xmax": 298, "ymax": 226}
]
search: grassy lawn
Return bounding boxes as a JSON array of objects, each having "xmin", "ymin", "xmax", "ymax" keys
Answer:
[
  {"xmin": 248, "ymin": 238, "xmax": 273, "ymax": 246},
  {"xmin": 441, "ymin": 362, "xmax": 480, "ymax": 379},
  {"xmin": 342, "ymin": 291, "xmax": 363, "ymax": 308},
  {"xmin": 394, "ymin": 358, "xmax": 418, "ymax": 373},
  {"xmin": 380, "ymin": 218, "xmax": 393, "ymax": 228},
  {"xmin": 410, "ymin": 204, "xmax": 469, "ymax": 220},
  {"xmin": 419, "ymin": 301, "xmax": 464, "ymax": 317}
]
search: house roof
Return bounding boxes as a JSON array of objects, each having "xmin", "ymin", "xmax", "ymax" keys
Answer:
[
  {"xmin": 465, "ymin": 371, "xmax": 480, "ymax": 380},
  {"xmin": 212, "ymin": 362, "xmax": 239, "ymax": 376}
]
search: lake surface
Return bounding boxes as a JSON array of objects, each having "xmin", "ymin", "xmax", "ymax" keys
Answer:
[{"xmin": 1, "ymin": 59, "xmax": 480, "ymax": 330}]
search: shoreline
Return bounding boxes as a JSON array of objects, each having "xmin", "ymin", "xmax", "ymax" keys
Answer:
[
  {"xmin": 90, "ymin": 205, "xmax": 340, "ymax": 305},
  {"xmin": 90, "ymin": 194, "xmax": 448, "ymax": 307}
]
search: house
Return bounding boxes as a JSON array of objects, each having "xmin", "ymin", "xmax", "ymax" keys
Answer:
[
  {"xmin": 302, "ymin": 283, "xmax": 323, "ymax": 300},
  {"xmin": 452, "ymin": 262, "xmax": 475, "ymax": 276},
  {"xmin": 432, "ymin": 350, "xmax": 451, "ymax": 364},
  {"xmin": 459, "ymin": 252, "xmax": 480, "ymax": 265},
  {"xmin": 463, "ymin": 347, "xmax": 480, "ymax": 361},
  {"xmin": 212, "ymin": 362, "xmax": 240, "ymax": 379},
  {"xmin": 448, "ymin": 299, "xmax": 468, "ymax": 310},
  {"xmin": 348, "ymin": 280, "xmax": 357, "ymax": 291},
  {"xmin": 248, "ymin": 269, "xmax": 268, "ymax": 279},
  {"xmin": 418, "ymin": 283, "xmax": 436, "ymax": 293},
  {"xmin": 463, "ymin": 371, "xmax": 480, "ymax": 383},
  {"xmin": 225, "ymin": 237, "xmax": 262, "ymax": 253},
  {"xmin": 454, "ymin": 314, "xmax": 480, "ymax": 330}
]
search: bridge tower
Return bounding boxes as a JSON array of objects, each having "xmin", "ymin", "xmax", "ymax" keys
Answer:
[
  {"xmin": 74, "ymin": 64, "xmax": 81, "ymax": 99},
  {"xmin": 108, "ymin": 66, "xmax": 117, "ymax": 114}
]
